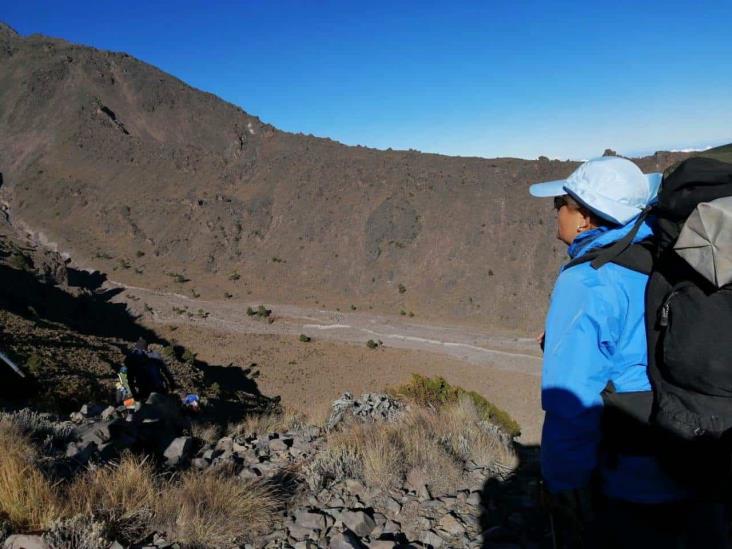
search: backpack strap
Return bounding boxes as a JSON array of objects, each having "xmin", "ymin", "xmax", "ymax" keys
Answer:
[{"xmin": 565, "ymin": 239, "xmax": 654, "ymax": 274}]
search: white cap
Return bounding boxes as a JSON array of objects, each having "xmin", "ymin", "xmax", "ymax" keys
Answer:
[{"xmin": 529, "ymin": 157, "xmax": 662, "ymax": 225}]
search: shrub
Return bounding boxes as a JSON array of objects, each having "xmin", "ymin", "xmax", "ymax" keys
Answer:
[
  {"xmin": 155, "ymin": 469, "xmax": 279, "ymax": 546},
  {"xmin": 228, "ymin": 271, "xmax": 241, "ymax": 281},
  {"xmin": 299, "ymin": 334, "xmax": 311, "ymax": 343},
  {"xmin": 135, "ymin": 250, "xmax": 145, "ymax": 258},
  {"xmin": 246, "ymin": 306, "xmax": 256, "ymax": 316},
  {"xmin": 0, "ymin": 420, "xmax": 60, "ymax": 531},
  {"xmin": 66, "ymin": 453, "xmax": 157, "ymax": 543},
  {"xmin": 181, "ymin": 348, "xmax": 196, "ymax": 364},
  {"xmin": 256, "ymin": 305, "xmax": 271, "ymax": 318},
  {"xmin": 366, "ymin": 339, "xmax": 379, "ymax": 349},
  {"xmin": 390, "ymin": 374, "xmax": 521, "ymax": 438},
  {"xmin": 398, "ymin": 283, "xmax": 407, "ymax": 294},
  {"xmin": 161, "ymin": 345, "xmax": 177, "ymax": 361}
]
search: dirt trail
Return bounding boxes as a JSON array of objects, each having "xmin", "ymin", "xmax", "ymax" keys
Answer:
[{"xmin": 110, "ymin": 281, "xmax": 543, "ymax": 377}]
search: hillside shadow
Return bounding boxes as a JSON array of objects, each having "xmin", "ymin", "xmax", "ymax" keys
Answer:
[{"xmin": 0, "ymin": 262, "xmax": 157, "ymax": 342}]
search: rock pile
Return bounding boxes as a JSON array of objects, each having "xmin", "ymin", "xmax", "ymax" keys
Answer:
[{"xmin": 326, "ymin": 392, "xmax": 405, "ymax": 431}]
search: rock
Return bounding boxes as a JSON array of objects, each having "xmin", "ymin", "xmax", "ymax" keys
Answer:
[
  {"xmin": 163, "ymin": 436, "xmax": 194, "ymax": 467},
  {"xmin": 3, "ymin": 535, "xmax": 50, "ymax": 549},
  {"xmin": 294, "ymin": 542, "xmax": 319, "ymax": 549},
  {"xmin": 288, "ymin": 522, "xmax": 315, "ymax": 541},
  {"xmin": 368, "ymin": 541, "xmax": 396, "ymax": 549},
  {"xmin": 65, "ymin": 440, "xmax": 97, "ymax": 465},
  {"xmin": 372, "ymin": 512, "xmax": 387, "ymax": 527},
  {"xmin": 381, "ymin": 519, "xmax": 401, "ymax": 535},
  {"xmin": 384, "ymin": 497, "xmax": 402, "ymax": 515},
  {"xmin": 216, "ymin": 436, "xmax": 234, "ymax": 452},
  {"xmin": 417, "ymin": 484, "xmax": 431, "ymax": 501},
  {"xmin": 420, "ymin": 530, "xmax": 445, "ymax": 548},
  {"xmin": 101, "ymin": 406, "xmax": 117, "ymax": 420},
  {"xmin": 437, "ymin": 513, "xmax": 465, "ymax": 536},
  {"xmin": 329, "ymin": 530, "xmax": 365, "ymax": 549},
  {"xmin": 466, "ymin": 491, "xmax": 482, "ymax": 506},
  {"xmin": 341, "ymin": 510, "xmax": 376, "ymax": 537},
  {"xmin": 269, "ymin": 438, "xmax": 289, "ymax": 452},
  {"xmin": 294, "ymin": 510, "xmax": 327, "ymax": 531}
]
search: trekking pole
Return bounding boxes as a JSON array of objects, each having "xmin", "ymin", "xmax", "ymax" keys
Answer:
[
  {"xmin": 0, "ymin": 350, "xmax": 26, "ymax": 378},
  {"xmin": 549, "ymin": 510, "xmax": 558, "ymax": 549}
]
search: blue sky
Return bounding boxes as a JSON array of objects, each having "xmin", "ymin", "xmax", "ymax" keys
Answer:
[{"xmin": 3, "ymin": 1, "xmax": 732, "ymax": 159}]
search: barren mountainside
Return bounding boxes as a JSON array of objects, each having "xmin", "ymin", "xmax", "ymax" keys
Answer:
[{"xmin": 0, "ymin": 24, "xmax": 689, "ymax": 333}]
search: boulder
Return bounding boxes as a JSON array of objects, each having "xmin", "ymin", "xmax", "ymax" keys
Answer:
[
  {"xmin": 437, "ymin": 513, "xmax": 465, "ymax": 536},
  {"xmin": 163, "ymin": 436, "xmax": 194, "ymax": 467},
  {"xmin": 341, "ymin": 510, "xmax": 376, "ymax": 537},
  {"xmin": 293, "ymin": 510, "xmax": 327, "ymax": 531},
  {"xmin": 328, "ymin": 530, "xmax": 365, "ymax": 549}
]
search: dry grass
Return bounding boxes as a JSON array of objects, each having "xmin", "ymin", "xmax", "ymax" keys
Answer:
[
  {"xmin": 0, "ymin": 420, "xmax": 61, "ymax": 531},
  {"xmin": 228, "ymin": 408, "xmax": 308, "ymax": 438},
  {"xmin": 190, "ymin": 421, "xmax": 223, "ymax": 444},
  {"xmin": 307, "ymin": 398, "xmax": 518, "ymax": 496},
  {"xmin": 65, "ymin": 453, "xmax": 158, "ymax": 542},
  {"xmin": 156, "ymin": 468, "xmax": 280, "ymax": 547}
]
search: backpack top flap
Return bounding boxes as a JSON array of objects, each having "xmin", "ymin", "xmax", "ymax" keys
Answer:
[
  {"xmin": 656, "ymin": 157, "xmax": 732, "ymax": 248},
  {"xmin": 674, "ymin": 196, "xmax": 732, "ymax": 288}
]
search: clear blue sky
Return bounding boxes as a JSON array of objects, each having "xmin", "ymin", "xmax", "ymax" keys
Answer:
[{"xmin": 3, "ymin": 1, "xmax": 732, "ymax": 159}]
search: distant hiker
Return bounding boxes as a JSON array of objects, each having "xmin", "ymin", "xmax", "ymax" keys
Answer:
[
  {"xmin": 530, "ymin": 157, "xmax": 729, "ymax": 548},
  {"xmin": 124, "ymin": 338, "xmax": 177, "ymax": 401}
]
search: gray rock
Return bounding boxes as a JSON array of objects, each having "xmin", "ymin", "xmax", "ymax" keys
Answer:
[
  {"xmin": 420, "ymin": 530, "xmax": 445, "ymax": 548},
  {"xmin": 466, "ymin": 491, "xmax": 482, "ymax": 506},
  {"xmin": 329, "ymin": 530, "xmax": 365, "ymax": 549},
  {"xmin": 294, "ymin": 510, "xmax": 327, "ymax": 531},
  {"xmin": 65, "ymin": 440, "xmax": 97, "ymax": 464},
  {"xmin": 384, "ymin": 497, "xmax": 402, "ymax": 515},
  {"xmin": 341, "ymin": 510, "xmax": 376, "ymax": 537},
  {"xmin": 164, "ymin": 436, "xmax": 194, "ymax": 467},
  {"xmin": 3, "ymin": 535, "xmax": 50, "ymax": 549},
  {"xmin": 368, "ymin": 541, "xmax": 396, "ymax": 549},
  {"xmin": 101, "ymin": 406, "xmax": 117, "ymax": 420},
  {"xmin": 381, "ymin": 519, "xmax": 401, "ymax": 535},
  {"xmin": 288, "ymin": 522, "xmax": 315, "ymax": 541},
  {"xmin": 269, "ymin": 438, "xmax": 289, "ymax": 452},
  {"xmin": 437, "ymin": 513, "xmax": 465, "ymax": 536}
]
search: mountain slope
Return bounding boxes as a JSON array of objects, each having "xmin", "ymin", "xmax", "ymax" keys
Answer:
[{"xmin": 0, "ymin": 24, "xmax": 689, "ymax": 333}]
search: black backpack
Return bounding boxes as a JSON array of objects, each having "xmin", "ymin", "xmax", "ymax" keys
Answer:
[{"xmin": 566, "ymin": 156, "xmax": 732, "ymax": 495}]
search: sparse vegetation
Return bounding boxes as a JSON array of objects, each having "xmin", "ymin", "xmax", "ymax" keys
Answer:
[
  {"xmin": 156, "ymin": 468, "xmax": 279, "ymax": 547},
  {"xmin": 166, "ymin": 272, "xmax": 189, "ymax": 284},
  {"xmin": 299, "ymin": 334, "xmax": 311, "ymax": 343},
  {"xmin": 224, "ymin": 292, "xmax": 233, "ymax": 299},
  {"xmin": 306, "ymin": 397, "xmax": 517, "ymax": 495},
  {"xmin": 390, "ymin": 374, "xmax": 521, "ymax": 437},
  {"xmin": 135, "ymin": 250, "xmax": 145, "ymax": 257},
  {"xmin": 398, "ymin": 283, "xmax": 407, "ymax": 294},
  {"xmin": 366, "ymin": 339, "xmax": 380, "ymax": 349},
  {"xmin": 181, "ymin": 348, "xmax": 196, "ymax": 364},
  {"xmin": 228, "ymin": 271, "xmax": 241, "ymax": 281}
]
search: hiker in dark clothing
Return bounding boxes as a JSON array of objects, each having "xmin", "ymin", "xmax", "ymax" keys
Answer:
[{"xmin": 124, "ymin": 338, "xmax": 177, "ymax": 401}]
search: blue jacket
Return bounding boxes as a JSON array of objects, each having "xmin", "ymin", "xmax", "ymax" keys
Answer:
[{"xmin": 541, "ymin": 220, "xmax": 687, "ymax": 503}]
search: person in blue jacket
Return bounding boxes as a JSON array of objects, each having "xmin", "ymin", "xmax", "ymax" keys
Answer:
[{"xmin": 530, "ymin": 157, "xmax": 728, "ymax": 548}]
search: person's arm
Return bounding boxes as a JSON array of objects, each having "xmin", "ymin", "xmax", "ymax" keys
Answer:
[{"xmin": 541, "ymin": 268, "xmax": 620, "ymax": 493}]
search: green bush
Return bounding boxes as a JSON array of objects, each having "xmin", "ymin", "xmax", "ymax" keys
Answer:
[
  {"xmin": 181, "ymin": 349, "xmax": 196, "ymax": 364},
  {"xmin": 246, "ymin": 306, "xmax": 256, "ymax": 316},
  {"xmin": 390, "ymin": 374, "xmax": 521, "ymax": 438},
  {"xmin": 366, "ymin": 339, "xmax": 379, "ymax": 349},
  {"xmin": 299, "ymin": 334, "xmax": 311, "ymax": 343},
  {"xmin": 228, "ymin": 271, "xmax": 241, "ymax": 281},
  {"xmin": 256, "ymin": 305, "xmax": 271, "ymax": 318},
  {"xmin": 398, "ymin": 283, "xmax": 407, "ymax": 294}
]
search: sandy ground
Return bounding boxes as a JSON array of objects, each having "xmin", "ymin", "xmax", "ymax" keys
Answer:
[{"xmin": 155, "ymin": 323, "xmax": 543, "ymax": 444}]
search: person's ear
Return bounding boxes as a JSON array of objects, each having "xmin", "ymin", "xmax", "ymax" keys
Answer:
[{"xmin": 577, "ymin": 208, "xmax": 595, "ymax": 232}]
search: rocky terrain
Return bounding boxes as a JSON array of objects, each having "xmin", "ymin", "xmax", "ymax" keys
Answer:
[
  {"xmin": 0, "ymin": 22, "xmax": 692, "ymax": 334},
  {"xmin": 1, "ymin": 389, "xmax": 539, "ymax": 549}
]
